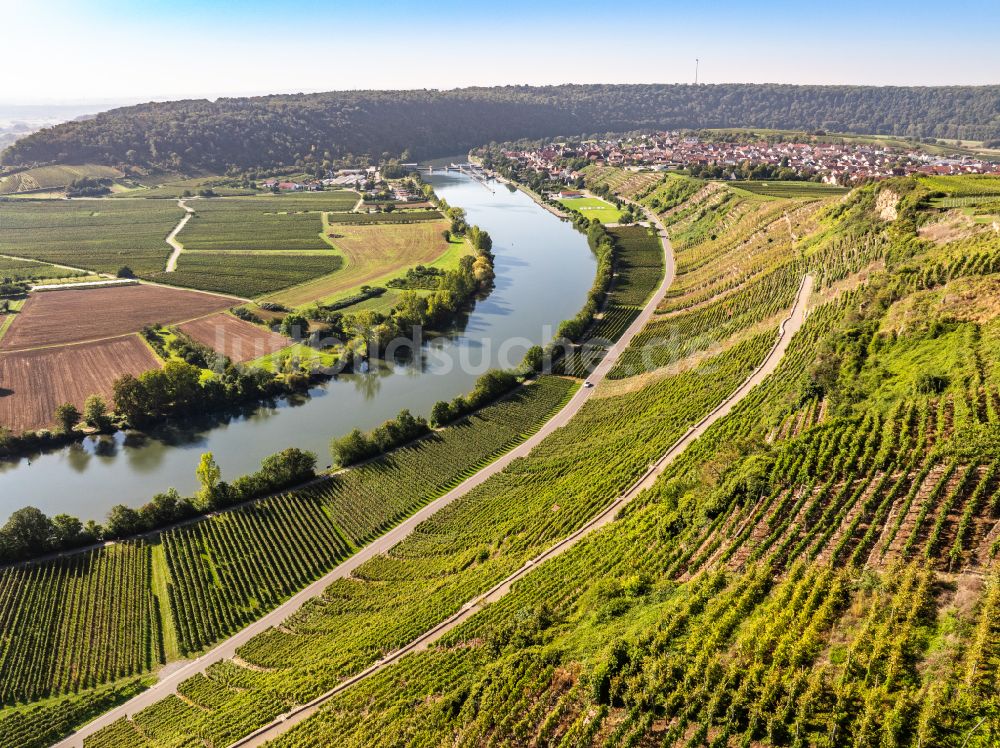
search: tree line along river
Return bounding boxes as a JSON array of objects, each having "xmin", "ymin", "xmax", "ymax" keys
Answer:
[{"xmin": 0, "ymin": 169, "xmax": 597, "ymax": 522}]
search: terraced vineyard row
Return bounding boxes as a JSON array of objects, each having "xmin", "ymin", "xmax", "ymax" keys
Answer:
[
  {"xmin": 729, "ymin": 179, "xmax": 850, "ymax": 198},
  {"xmin": 580, "ymin": 165, "xmax": 665, "ymax": 199},
  {"xmin": 659, "ymin": 200, "xmax": 824, "ymax": 313},
  {"xmin": 611, "ymin": 262, "xmax": 802, "ymax": 377}
]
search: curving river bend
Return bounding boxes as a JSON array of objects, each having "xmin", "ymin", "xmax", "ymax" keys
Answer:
[{"xmin": 0, "ymin": 170, "xmax": 596, "ymax": 522}]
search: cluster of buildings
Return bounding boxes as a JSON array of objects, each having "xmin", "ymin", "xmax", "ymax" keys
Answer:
[
  {"xmin": 257, "ymin": 166, "xmax": 425, "ymax": 200},
  {"xmin": 259, "ymin": 167, "xmax": 378, "ymax": 192},
  {"xmin": 503, "ymin": 133, "xmax": 1000, "ymax": 186}
]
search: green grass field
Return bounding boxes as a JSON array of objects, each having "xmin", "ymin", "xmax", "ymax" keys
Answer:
[
  {"xmin": 557, "ymin": 195, "xmax": 623, "ymax": 224},
  {"xmin": 0, "ymin": 199, "xmax": 184, "ymax": 275}
]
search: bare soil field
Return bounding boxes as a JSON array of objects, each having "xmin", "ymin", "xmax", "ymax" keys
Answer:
[
  {"xmin": 178, "ymin": 314, "xmax": 291, "ymax": 363},
  {"xmin": 0, "ymin": 335, "xmax": 159, "ymax": 432},
  {"xmin": 1, "ymin": 284, "xmax": 234, "ymax": 351}
]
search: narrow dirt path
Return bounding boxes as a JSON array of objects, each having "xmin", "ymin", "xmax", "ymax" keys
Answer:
[
  {"xmin": 230, "ymin": 273, "xmax": 813, "ymax": 748},
  {"xmin": 165, "ymin": 199, "xmax": 194, "ymax": 272},
  {"xmin": 53, "ymin": 191, "xmax": 676, "ymax": 748}
]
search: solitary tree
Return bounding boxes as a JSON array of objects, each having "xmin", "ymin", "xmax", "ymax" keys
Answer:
[
  {"xmin": 51, "ymin": 513, "xmax": 87, "ymax": 549},
  {"xmin": 54, "ymin": 403, "xmax": 81, "ymax": 434},
  {"xmin": 430, "ymin": 400, "xmax": 453, "ymax": 427},
  {"xmin": 196, "ymin": 452, "xmax": 222, "ymax": 508},
  {"xmin": 105, "ymin": 504, "xmax": 143, "ymax": 539},
  {"xmin": 83, "ymin": 395, "xmax": 110, "ymax": 430},
  {"xmin": 113, "ymin": 374, "xmax": 148, "ymax": 424},
  {"xmin": 0, "ymin": 507, "xmax": 53, "ymax": 560}
]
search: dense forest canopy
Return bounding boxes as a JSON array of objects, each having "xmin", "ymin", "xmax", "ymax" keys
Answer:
[{"xmin": 4, "ymin": 84, "xmax": 1000, "ymax": 173}]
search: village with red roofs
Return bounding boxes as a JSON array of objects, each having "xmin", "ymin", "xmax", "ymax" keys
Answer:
[{"xmin": 503, "ymin": 131, "xmax": 1000, "ymax": 186}]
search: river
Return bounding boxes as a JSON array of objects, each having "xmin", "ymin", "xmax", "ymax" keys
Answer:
[{"xmin": 0, "ymin": 170, "xmax": 596, "ymax": 522}]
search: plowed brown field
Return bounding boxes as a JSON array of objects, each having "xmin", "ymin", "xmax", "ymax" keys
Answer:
[
  {"xmin": 178, "ymin": 313, "xmax": 291, "ymax": 363},
  {"xmin": 1, "ymin": 284, "xmax": 234, "ymax": 351},
  {"xmin": 0, "ymin": 335, "xmax": 159, "ymax": 432}
]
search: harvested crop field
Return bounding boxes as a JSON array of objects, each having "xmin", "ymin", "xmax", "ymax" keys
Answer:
[
  {"xmin": 177, "ymin": 313, "xmax": 291, "ymax": 363},
  {"xmin": 0, "ymin": 336, "xmax": 159, "ymax": 432},
  {"xmin": 0, "ymin": 284, "xmax": 234, "ymax": 351}
]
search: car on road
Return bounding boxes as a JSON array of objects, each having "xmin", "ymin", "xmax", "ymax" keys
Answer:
[{"xmin": 584, "ymin": 381, "xmax": 594, "ymax": 388}]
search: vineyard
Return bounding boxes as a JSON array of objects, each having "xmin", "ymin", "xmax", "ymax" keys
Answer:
[
  {"xmin": 607, "ymin": 177, "xmax": 882, "ymax": 379},
  {"xmin": 728, "ymin": 179, "xmax": 850, "ymax": 199},
  {"xmin": 0, "ymin": 677, "xmax": 147, "ymax": 748},
  {"xmin": 556, "ymin": 222, "xmax": 663, "ymax": 378},
  {"xmin": 264, "ymin": 200, "xmax": 1000, "ymax": 746},
  {"xmin": 82, "ymin": 330, "xmax": 775, "ymax": 747},
  {"xmin": 918, "ymin": 174, "xmax": 1000, "ymax": 196},
  {"xmin": 0, "ymin": 255, "xmax": 84, "ymax": 282},
  {"xmin": 0, "ymin": 199, "xmax": 184, "ymax": 275},
  {"xmin": 580, "ymin": 165, "xmax": 665, "ymax": 199},
  {"xmin": 20, "ymin": 170, "xmax": 1000, "ymax": 747},
  {"xmin": 217, "ymin": 175, "xmax": 1000, "ymax": 746},
  {"xmin": 149, "ymin": 251, "xmax": 344, "ymax": 297},
  {"xmin": 0, "ymin": 543, "xmax": 157, "ymax": 705},
  {"xmin": 605, "ymin": 225, "xmax": 664, "ymax": 307},
  {"xmin": 325, "ymin": 210, "xmax": 443, "ymax": 224},
  {"xmin": 0, "ymin": 374, "xmax": 576, "ymax": 745},
  {"xmin": 178, "ymin": 194, "xmax": 355, "ymax": 252}
]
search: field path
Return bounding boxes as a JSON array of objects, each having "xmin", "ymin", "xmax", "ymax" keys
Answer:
[
  {"xmin": 53, "ymin": 193, "xmax": 676, "ymax": 748},
  {"xmin": 165, "ymin": 198, "xmax": 194, "ymax": 272}
]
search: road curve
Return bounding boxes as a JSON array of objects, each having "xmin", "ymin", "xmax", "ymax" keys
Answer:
[
  {"xmin": 53, "ymin": 189, "xmax": 676, "ymax": 748},
  {"xmin": 164, "ymin": 198, "xmax": 194, "ymax": 272},
  {"xmin": 232, "ymin": 272, "xmax": 814, "ymax": 748}
]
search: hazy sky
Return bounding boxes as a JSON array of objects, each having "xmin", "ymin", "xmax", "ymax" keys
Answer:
[{"xmin": 3, "ymin": 0, "xmax": 999, "ymax": 104}]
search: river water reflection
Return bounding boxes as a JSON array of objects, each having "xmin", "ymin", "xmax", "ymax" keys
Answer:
[{"xmin": 0, "ymin": 170, "xmax": 596, "ymax": 521}]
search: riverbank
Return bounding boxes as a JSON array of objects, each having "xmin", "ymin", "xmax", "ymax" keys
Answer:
[
  {"xmin": 53, "ymin": 181, "xmax": 677, "ymax": 748},
  {"xmin": 0, "ymin": 169, "xmax": 597, "ymax": 523},
  {"xmin": 468, "ymin": 152, "xmax": 570, "ymax": 218}
]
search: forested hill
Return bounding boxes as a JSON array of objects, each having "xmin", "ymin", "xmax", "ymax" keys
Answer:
[{"xmin": 4, "ymin": 83, "xmax": 1000, "ymax": 173}]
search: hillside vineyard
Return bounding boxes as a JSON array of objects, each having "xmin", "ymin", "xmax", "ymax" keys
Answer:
[{"xmin": 1, "ymin": 158, "xmax": 999, "ymax": 748}]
